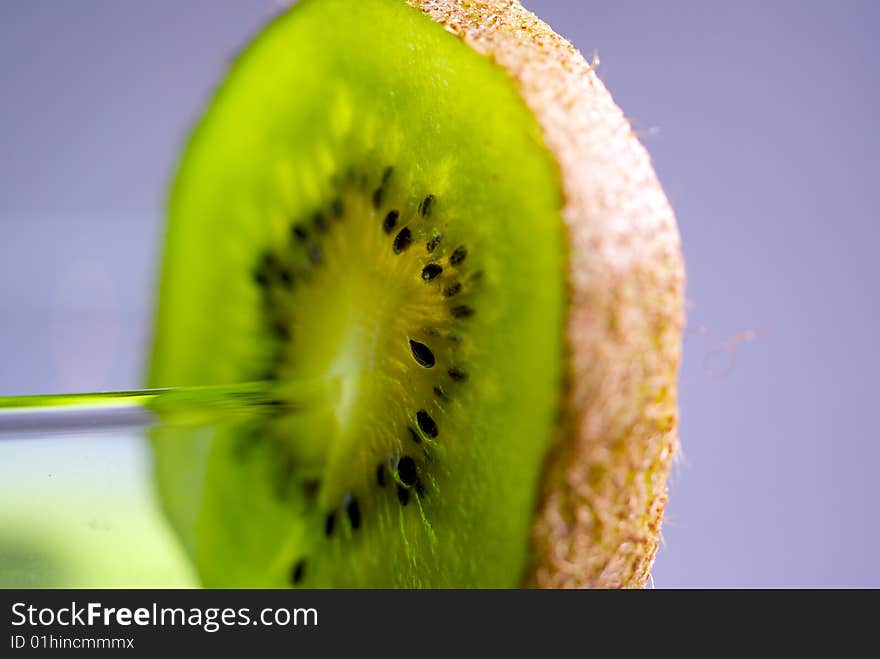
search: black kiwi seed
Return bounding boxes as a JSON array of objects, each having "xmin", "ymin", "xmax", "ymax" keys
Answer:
[
  {"xmin": 448, "ymin": 367, "xmax": 468, "ymax": 382},
  {"xmin": 274, "ymin": 322, "xmax": 291, "ymax": 341},
  {"xmin": 301, "ymin": 479, "xmax": 320, "ymax": 501},
  {"xmin": 290, "ymin": 560, "xmax": 306, "ymax": 585},
  {"xmin": 373, "ymin": 166, "xmax": 393, "ymax": 208},
  {"xmin": 314, "ymin": 212, "xmax": 328, "ymax": 233},
  {"xmin": 346, "ymin": 497, "xmax": 361, "ymax": 530},
  {"xmin": 255, "ymin": 254, "xmax": 276, "ymax": 286},
  {"xmin": 331, "ymin": 198, "xmax": 344, "ymax": 218},
  {"xmin": 396, "ymin": 485, "xmax": 410, "ymax": 506},
  {"xmin": 397, "ymin": 456, "xmax": 418, "ymax": 486},
  {"xmin": 279, "ymin": 268, "xmax": 294, "ymax": 288},
  {"xmin": 450, "ymin": 246, "xmax": 468, "ymax": 266},
  {"xmin": 416, "ymin": 410, "xmax": 438, "ymax": 438},
  {"xmin": 292, "ymin": 224, "xmax": 308, "ymax": 243},
  {"xmin": 433, "ymin": 385, "xmax": 449, "ymax": 400},
  {"xmin": 426, "ymin": 234, "xmax": 442, "ymax": 253},
  {"xmin": 324, "ymin": 512, "xmax": 336, "ymax": 537},
  {"xmin": 383, "ymin": 210, "xmax": 399, "ymax": 234},
  {"xmin": 408, "ymin": 426, "xmax": 422, "ymax": 444},
  {"xmin": 254, "ymin": 269, "xmax": 270, "ymax": 287},
  {"xmin": 308, "ymin": 244, "xmax": 323, "ymax": 265},
  {"xmin": 409, "ymin": 339, "xmax": 435, "ymax": 368},
  {"xmin": 443, "ymin": 282, "xmax": 462, "ymax": 298},
  {"xmin": 421, "ymin": 263, "xmax": 443, "ymax": 281},
  {"xmin": 451, "ymin": 304, "xmax": 474, "ymax": 319},
  {"xmin": 376, "ymin": 464, "xmax": 386, "ymax": 488},
  {"xmin": 419, "ymin": 194, "xmax": 435, "ymax": 218},
  {"xmin": 393, "ymin": 227, "xmax": 413, "ymax": 254}
]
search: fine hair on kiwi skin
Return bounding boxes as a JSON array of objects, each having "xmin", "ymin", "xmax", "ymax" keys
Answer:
[
  {"xmin": 417, "ymin": 0, "xmax": 685, "ymax": 588},
  {"xmin": 149, "ymin": 0, "xmax": 683, "ymax": 589}
]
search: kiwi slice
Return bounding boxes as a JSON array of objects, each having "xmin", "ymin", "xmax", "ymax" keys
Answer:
[{"xmin": 149, "ymin": 0, "xmax": 684, "ymax": 588}]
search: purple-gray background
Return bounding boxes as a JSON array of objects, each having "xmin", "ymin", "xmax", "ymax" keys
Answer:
[{"xmin": 1, "ymin": 1, "xmax": 877, "ymax": 587}]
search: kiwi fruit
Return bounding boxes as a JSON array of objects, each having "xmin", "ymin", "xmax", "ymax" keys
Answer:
[{"xmin": 149, "ymin": 0, "xmax": 683, "ymax": 588}]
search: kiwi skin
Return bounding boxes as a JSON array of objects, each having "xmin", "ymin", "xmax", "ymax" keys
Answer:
[{"xmin": 404, "ymin": 1, "xmax": 685, "ymax": 587}]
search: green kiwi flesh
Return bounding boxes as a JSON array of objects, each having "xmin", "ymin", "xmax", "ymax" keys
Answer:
[{"xmin": 149, "ymin": 0, "xmax": 565, "ymax": 587}]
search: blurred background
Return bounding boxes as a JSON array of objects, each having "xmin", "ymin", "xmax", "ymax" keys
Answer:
[{"xmin": 1, "ymin": 0, "xmax": 877, "ymax": 587}]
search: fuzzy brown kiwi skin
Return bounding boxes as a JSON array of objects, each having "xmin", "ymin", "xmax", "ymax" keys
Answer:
[{"xmin": 406, "ymin": 0, "xmax": 685, "ymax": 588}]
